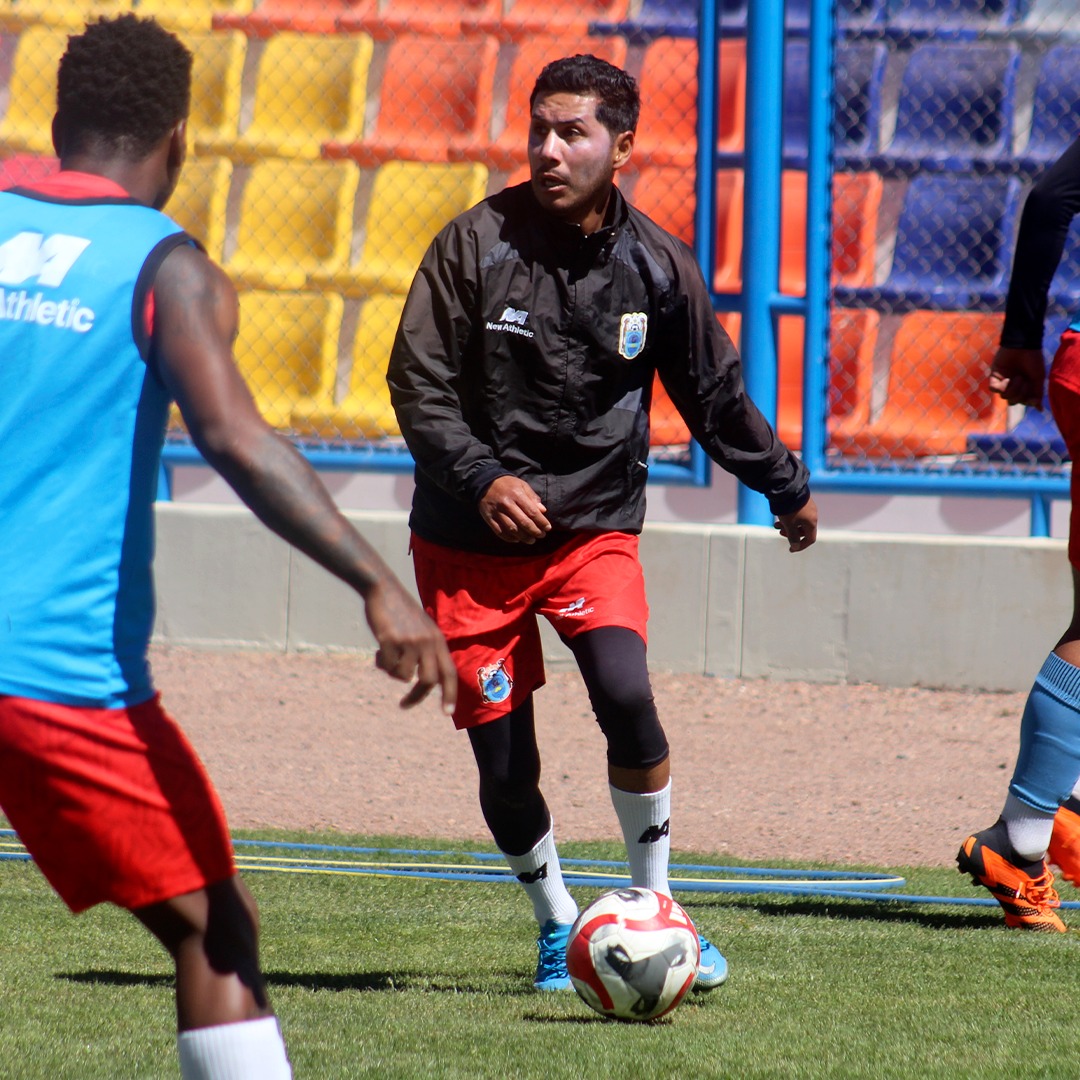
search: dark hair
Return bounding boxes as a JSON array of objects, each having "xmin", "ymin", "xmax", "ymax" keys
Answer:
[
  {"xmin": 529, "ymin": 54, "xmax": 640, "ymax": 135},
  {"xmin": 56, "ymin": 14, "xmax": 192, "ymax": 159}
]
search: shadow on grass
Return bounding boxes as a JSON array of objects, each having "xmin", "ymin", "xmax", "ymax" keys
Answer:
[
  {"xmin": 682, "ymin": 895, "xmax": 1004, "ymax": 930},
  {"xmin": 57, "ymin": 968, "xmax": 540, "ymax": 995}
]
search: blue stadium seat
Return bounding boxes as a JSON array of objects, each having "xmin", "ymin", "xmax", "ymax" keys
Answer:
[
  {"xmin": 1047, "ymin": 216, "xmax": 1080, "ymax": 309},
  {"xmin": 833, "ymin": 173, "xmax": 1022, "ymax": 310},
  {"xmin": 882, "ymin": 0, "xmax": 1028, "ymax": 40},
  {"xmin": 1017, "ymin": 44, "xmax": 1080, "ymax": 174},
  {"xmin": 783, "ymin": 41, "xmax": 886, "ymax": 169},
  {"xmin": 590, "ymin": 0, "xmax": 808, "ymax": 42},
  {"xmin": 870, "ymin": 41, "xmax": 1020, "ymax": 173},
  {"xmin": 838, "ymin": 0, "xmax": 887, "ymax": 32}
]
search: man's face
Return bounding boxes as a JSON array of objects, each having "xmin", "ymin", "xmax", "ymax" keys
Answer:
[{"xmin": 528, "ymin": 92, "xmax": 631, "ymax": 229}]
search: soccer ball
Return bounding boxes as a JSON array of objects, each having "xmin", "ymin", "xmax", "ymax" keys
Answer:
[{"xmin": 566, "ymin": 887, "xmax": 700, "ymax": 1021}]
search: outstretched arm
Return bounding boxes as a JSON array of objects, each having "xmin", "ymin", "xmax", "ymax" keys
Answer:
[{"xmin": 151, "ymin": 244, "xmax": 456, "ymax": 712}]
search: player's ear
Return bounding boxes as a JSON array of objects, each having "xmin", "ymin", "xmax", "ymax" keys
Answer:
[
  {"xmin": 612, "ymin": 129, "xmax": 634, "ymax": 173},
  {"xmin": 168, "ymin": 120, "xmax": 187, "ymax": 169},
  {"xmin": 50, "ymin": 113, "xmax": 63, "ymax": 158}
]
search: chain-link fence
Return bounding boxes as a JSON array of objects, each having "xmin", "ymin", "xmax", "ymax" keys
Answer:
[{"xmin": 2, "ymin": 1, "xmax": 1078, "ymax": 480}]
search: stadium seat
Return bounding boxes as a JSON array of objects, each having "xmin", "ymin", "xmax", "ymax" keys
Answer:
[
  {"xmin": 167, "ymin": 156, "xmax": 233, "ymax": 263},
  {"xmin": 322, "ymin": 161, "xmax": 488, "ymax": 295},
  {"xmin": 832, "ymin": 42, "xmax": 887, "ymax": 169},
  {"xmin": 636, "ymin": 37, "xmax": 745, "ymax": 170},
  {"xmin": 322, "ymin": 34, "xmax": 498, "ymax": 166},
  {"xmin": 882, "ymin": 0, "xmax": 1027, "ymax": 40},
  {"xmin": 473, "ymin": 0, "xmax": 629, "ymax": 40},
  {"xmin": 631, "ymin": 166, "xmax": 695, "ymax": 246},
  {"xmin": 1015, "ymin": 0, "xmax": 1080, "ymax": 40},
  {"xmin": 340, "ymin": 0, "xmax": 499, "ymax": 36},
  {"xmin": 871, "ymin": 41, "xmax": 1020, "ymax": 174},
  {"xmin": 127, "ymin": 0, "xmax": 254, "ymax": 32},
  {"xmin": 831, "ymin": 310, "xmax": 1007, "ymax": 458},
  {"xmin": 214, "ymin": 0, "xmax": 374, "ymax": 36},
  {"xmin": 1048, "ymin": 217, "xmax": 1080, "ymax": 309},
  {"xmin": 590, "ymin": 0, "xmax": 697, "ymax": 42},
  {"xmin": 777, "ymin": 309, "xmax": 880, "ymax": 452},
  {"xmin": 0, "ymin": 0, "xmax": 121, "ymax": 30},
  {"xmin": 226, "ymin": 159, "xmax": 360, "ymax": 290},
  {"xmin": 234, "ymin": 290, "xmax": 343, "ymax": 431},
  {"xmin": 183, "ymin": 30, "xmax": 246, "ymax": 154},
  {"xmin": 825, "ymin": 308, "xmax": 880, "ymax": 452},
  {"xmin": 291, "ymin": 293, "xmax": 405, "ymax": 439},
  {"xmin": 838, "ymin": 0, "xmax": 887, "ymax": 32},
  {"xmin": 0, "ymin": 26, "xmax": 69, "ymax": 155},
  {"xmin": 0, "ymin": 152, "xmax": 58, "ymax": 189},
  {"xmin": 471, "ymin": 35, "xmax": 628, "ymax": 171},
  {"xmin": 203, "ymin": 32, "xmax": 373, "ymax": 161},
  {"xmin": 712, "ymin": 169, "xmax": 745, "ymax": 294},
  {"xmin": 833, "ymin": 173, "xmax": 1022, "ymax": 311},
  {"xmin": 1016, "ymin": 44, "xmax": 1080, "ymax": 174}
]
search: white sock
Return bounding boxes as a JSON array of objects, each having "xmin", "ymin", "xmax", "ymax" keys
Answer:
[
  {"xmin": 1002, "ymin": 792, "xmax": 1056, "ymax": 863},
  {"xmin": 501, "ymin": 826, "xmax": 579, "ymax": 926},
  {"xmin": 610, "ymin": 780, "xmax": 672, "ymax": 897},
  {"xmin": 1071, "ymin": 777, "xmax": 1080, "ymax": 800},
  {"xmin": 177, "ymin": 1016, "xmax": 291, "ymax": 1080}
]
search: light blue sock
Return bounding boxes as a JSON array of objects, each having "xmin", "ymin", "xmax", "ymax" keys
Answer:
[{"xmin": 1009, "ymin": 652, "xmax": 1080, "ymax": 815}]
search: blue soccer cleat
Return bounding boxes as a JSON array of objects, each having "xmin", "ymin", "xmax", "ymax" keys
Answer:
[
  {"xmin": 534, "ymin": 919, "xmax": 573, "ymax": 991},
  {"xmin": 692, "ymin": 933, "xmax": 729, "ymax": 991}
]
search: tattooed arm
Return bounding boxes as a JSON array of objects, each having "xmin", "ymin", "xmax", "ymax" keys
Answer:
[{"xmin": 150, "ymin": 244, "xmax": 456, "ymax": 711}]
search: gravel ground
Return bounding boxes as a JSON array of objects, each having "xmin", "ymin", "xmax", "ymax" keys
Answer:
[{"xmin": 150, "ymin": 644, "xmax": 1029, "ymax": 869}]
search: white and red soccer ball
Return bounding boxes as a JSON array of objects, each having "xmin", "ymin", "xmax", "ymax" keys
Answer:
[{"xmin": 566, "ymin": 887, "xmax": 700, "ymax": 1021}]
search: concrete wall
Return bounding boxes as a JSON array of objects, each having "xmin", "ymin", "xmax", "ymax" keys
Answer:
[{"xmin": 153, "ymin": 502, "xmax": 1072, "ymax": 693}]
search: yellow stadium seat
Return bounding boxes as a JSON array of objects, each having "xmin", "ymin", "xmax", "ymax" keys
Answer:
[
  {"xmin": 0, "ymin": 0, "xmax": 122, "ymax": 31},
  {"xmin": 226, "ymin": 159, "xmax": 359, "ymax": 290},
  {"xmin": 234, "ymin": 290, "xmax": 343, "ymax": 430},
  {"xmin": 127, "ymin": 0, "xmax": 254, "ymax": 32},
  {"xmin": 182, "ymin": 29, "xmax": 246, "ymax": 153},
  {"xmin": 204, "ymin": 32, "xmax": 373, "ymax": 161},
  {"xmin": 292, "ymin": 293, "xmax": 404, "ymax": 439},
  {"xmin": 0, "ymin": 26, "xmax": 69, "ymax": 154},
  {"xmin": 167, "ymin": 155, "xmax": 232, "ymax": 262},
  {"xmin": 324, "ymin": 161, "xmax": 488, "ymax": 295}
]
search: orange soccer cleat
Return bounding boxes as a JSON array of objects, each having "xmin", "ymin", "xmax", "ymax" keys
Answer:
[
  {"xmin": 958, "ymin": 821, "xmax": 1066, "ymax": 932},
  {"xmin": 1048, "ymin": 797, "xmax": 1080, "ymax": 886}
]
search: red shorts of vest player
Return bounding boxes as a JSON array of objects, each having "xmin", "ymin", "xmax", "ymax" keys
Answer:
[
  {"xmin": 412, "ymin": 530, "xmax": 649, "ymax": 730},
  {"xmin": 1049, "ymin": 329, "xmax": 1080, "ymax": 569},
  {"xmin": 0, "ymin": 693, "xmax": 235, "ymax": 913}
]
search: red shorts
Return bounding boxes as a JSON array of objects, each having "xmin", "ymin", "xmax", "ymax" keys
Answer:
[
  {"xmin": 1049, "ymin": 330, "xmax": 1080, "ymax": 567},
  {"xmin": 0, "ymin": 694, "xmax": 235, "ymax": 913},
  {"xmin": 412, "ymin": 531, "xmax": 649, "ymax": 729}
]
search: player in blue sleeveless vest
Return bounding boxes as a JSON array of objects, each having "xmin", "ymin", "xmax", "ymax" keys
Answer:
[{"xmin": 0, "ymin": 16, "xmax": 456, "ymax": 1078}]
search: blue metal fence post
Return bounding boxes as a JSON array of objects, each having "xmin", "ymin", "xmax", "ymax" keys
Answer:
[
  {"xmin": 801, "ymin": 0, "xmax": 835, "ymax": 478},
  {"xmin": 739, "ymin": 0, "xmax": 786, "ymax": 526}
]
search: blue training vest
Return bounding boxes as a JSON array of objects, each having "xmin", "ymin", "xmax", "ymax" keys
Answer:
[{"xmin": 0, "ymin": 187, "xmax": 190, "ymax": 707}]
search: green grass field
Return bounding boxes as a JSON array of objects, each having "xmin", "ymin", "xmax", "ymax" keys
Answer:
[{"xmin": 2, "ymin": 829, "xmax": 1080, "ymax": 1079}]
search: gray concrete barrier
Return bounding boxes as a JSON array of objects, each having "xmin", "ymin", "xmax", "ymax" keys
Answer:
[{"xmin": 153, "ymin": 503, "xmax": 1070, "ymax": 692}]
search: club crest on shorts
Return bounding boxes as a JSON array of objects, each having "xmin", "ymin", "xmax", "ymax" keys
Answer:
[
  {"xmin": 618, "ymin": 312, "xmax": 648, "ymax": 360},
  {"xmin": 477, "ymin": 658, "xmax": 512, "ymax": 704}
]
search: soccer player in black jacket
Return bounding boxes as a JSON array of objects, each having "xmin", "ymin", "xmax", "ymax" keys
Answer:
[{"xmin": 389, "ymin": 55, "xmax": 818, "ymax": 989}]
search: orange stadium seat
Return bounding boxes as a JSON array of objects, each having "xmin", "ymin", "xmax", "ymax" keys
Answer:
[
  {"xmin": 292, "ymin": 293, "xmax": 406, "ymax": 439},
  {"xmin": 322, "ymin": 34, "xmax": 498, "ymax": 166},
  {"xmin": 340, "ymin": 0, "xmax": 499, "ymax": 36},
  {"xmin": 472, "ymin": 34, "xmax": 629, "ymax": 171},
  {"xmin": 831, "ymin": 310, "xmax": 1006, "ymax": 458},
  {"xmin": 214, "ymin": 0, "xmax": 374, "ymax": 36},
  {"xmin": 472, "ymin": 0, "xmax": 630, "ymax": 40},
  {"xmin": 636, "ymin": 37, "xmax": 746, "ymax": 169},
  {"xmin": 0, "ymin": 152, "xmax": 59, "ymax": 189},
  {"xmin": 631, "ymin": 166, "xmax": 695, "ymax": 246},
  {"xmin": 713, "ymin": 169, "xmax": 745, "ymax": 294}
]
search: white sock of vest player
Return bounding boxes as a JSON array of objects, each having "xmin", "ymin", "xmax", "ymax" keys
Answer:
[
  {"xmin": 501, "ymin": 825, "xmax": 579, "ymax": 927},
  {"xmin": 177, "ymin": 1016, "xmax": 292, "ymax": 1080},
  {"xmin": 1001, "ymin": 791, "xmax": 1056, "ymax": 864},
  {"xmin": 610, "ymin": 780, "xmax": 672, "ymax": 897}
]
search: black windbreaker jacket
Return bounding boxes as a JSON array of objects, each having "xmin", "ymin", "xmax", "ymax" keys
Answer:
[{"xmin": 388, "ymin": 182, "xmax": 811, "ymax": 555}]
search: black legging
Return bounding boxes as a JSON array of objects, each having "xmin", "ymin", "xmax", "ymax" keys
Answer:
[{"xmin": 467, "ymin": 626, "xmax": 669, "ymax": 855}]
